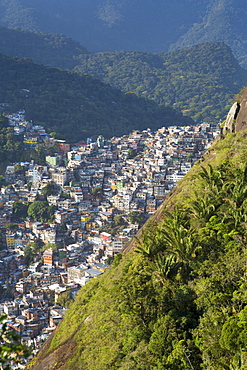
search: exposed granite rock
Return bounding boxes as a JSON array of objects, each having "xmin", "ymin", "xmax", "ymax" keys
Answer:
[
  {"xmin": 235, "ymin": 87, "xmax": 247, "ymax": 133},
  {"xmin": 223, "ymin": 101, "xmax": 240, "ymax": 134}
]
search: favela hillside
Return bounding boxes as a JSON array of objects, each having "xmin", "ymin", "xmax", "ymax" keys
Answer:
[{"xmin": 23, "ymin": 89, "xmax": 247, "ymax": 369}]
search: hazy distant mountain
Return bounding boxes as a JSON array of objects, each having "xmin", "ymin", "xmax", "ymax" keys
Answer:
[
  {"xmin": 0, "ymin": 25, "xmax": 88, "ymax": 69},
  {"xmin": 1, "ymin": 1, "xmax": 247, "ymax": 66},
  {"xmin": 170, "ymin": 0, "xmax": 247, "ymax": 67},
  {"xmin": 0, "ymin": 0, "xmax": 208, "ymax": 53}
]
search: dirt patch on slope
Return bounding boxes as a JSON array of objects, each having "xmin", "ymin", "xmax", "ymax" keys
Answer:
[{"xmin": 30, "ymin": 336, "xmax": 77, "ymax": 370}]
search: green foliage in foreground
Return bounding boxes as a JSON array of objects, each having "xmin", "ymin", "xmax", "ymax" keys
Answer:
[
  {"xmin": 74, "ymin": 41, "xmax": 247, "ymax": 122},
  {"xmin": 0, "ymin": 53, "xmax": 192, "ymax": 143},
  {"xmin": 32, "ymin": 131, "xmax": 247, "ymax": 370}
]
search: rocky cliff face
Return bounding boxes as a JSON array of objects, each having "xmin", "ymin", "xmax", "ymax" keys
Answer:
[
  {"xmin": 222, "ymin": 87, "xmax": 247, "ymax": 134},
  {"xmin": 223, "ymin": 101, "xmax": 240, "ymax": 133},
  {"xmin": 235, "ymin": 87, "xmax": 247, "ymax": 132}
]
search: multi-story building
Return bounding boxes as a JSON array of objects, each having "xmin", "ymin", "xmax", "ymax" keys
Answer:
[
  {"xmin": 43, "ymin": 249, "xmax": 54, "ymax": 266},
  {"xmin": 51, "ymin": 168, "xmax": 68, "ymax": 187}
]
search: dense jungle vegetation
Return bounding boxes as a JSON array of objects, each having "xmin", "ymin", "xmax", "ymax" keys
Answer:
[
  {"xmin": 0, "ymin": 25, "xmax": 88, "ymax": 69},
  {"xmin": 171, "ymin": 0, "xmax": 247, "ymax": 68},
  {"xmin": 0, "ymin": 27, "xmax": 246, "ymax": 124},
  {"xmin": 31, "ymin": 127, "xmax": 247, "ymax": 369},
  {"xmin": 74, "ymin": 42, "xmax": 247, "ymax": 123},
  {"xmin": 0, "ymin": 53, "xmax": 192, "ymax": 143}
]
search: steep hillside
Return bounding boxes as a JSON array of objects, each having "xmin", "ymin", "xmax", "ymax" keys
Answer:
[
  {"xmin": 0, "ymin": 53, "xmax": 192, "ymax": 142},
  {"xmin": 74, "ymin": 42, "xmax": 247, "ymax": 122},
  {"xmin": 30, "ymin": 90, "xmax": 247, "ymax": 369},
  {"xmin": 0, "ymin": 26, "xmax": 88, "ymax": 69}
]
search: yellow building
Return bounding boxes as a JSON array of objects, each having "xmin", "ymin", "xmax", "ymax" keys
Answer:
[
  {"xmin": 6, "ymin": 234, "xmax": 15, "ymax": 248},
  {"xmin": 81, "ymin": 214, "xmax": 92, "ymax": 223},
  {"xmin": 85, "ymin": 223, "xmax": 92, "ymax": 231}
]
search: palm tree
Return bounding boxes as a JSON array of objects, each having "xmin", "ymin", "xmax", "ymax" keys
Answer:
[
  {"xmin": 149, "ymin": 253, "xmax": 182, "ymax": 285},
  {"xmin": 219, "ymin": 164, "xmax": 247, "ymax": 234},
  {"xmin": 198, "ymin": 164, "xmax": 223, "ymax": 191},
  {"xmin": 189, "ymin": 195, "xmax": 215, "ymax": 222},
  {"xmin": 221, "ymin": 349, "xmax": 246, "ymax": 370},
  {"xmin": 221, "ymin": 201, "xmax": 247, "ymax": 230},
  {"xmin": 225, "ymin": 179, "xmax": 247, "ymax": 209},
  {"xmin": 160, "ymin": 211, "xmax": 201, "ymax": 278},
  {"xmin": 135, "ymin": 226, "xmax": 165, "ymax": 261}
]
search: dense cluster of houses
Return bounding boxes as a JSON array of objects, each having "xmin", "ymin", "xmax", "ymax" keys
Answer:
[{"xmin": 0, "ymin": 110, "xmax": 219, "ymax": 358}]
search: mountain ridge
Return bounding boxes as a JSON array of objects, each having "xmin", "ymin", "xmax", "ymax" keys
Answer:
[
  {"xmin": 1, "ymin": 0, "xmax": 247, "ymax": 67},
  {"xmin": 73, "ymin": 41, "xmax": 247, "ymax": 122},
  {"xmin": 0, "ymin": 52, "xmax": 192, "ymax": 142},
  {"xmin": 0, "ymin": 26, "xmax": 246, "ymax": 123},
  {"xmin": 0, "ymin": 0, "xmax": 207, "ymax": 53},
  {"xmin": 171, "ymin": 0, "xmax": 247, "ymax": 67}
]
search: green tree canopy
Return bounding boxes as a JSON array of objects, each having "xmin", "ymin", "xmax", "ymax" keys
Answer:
[
  {"xmin": 126, "ymin": 148, "xmax": 137, "ymax": 159},
  {"xmin": 41, "ymin": 181, "xmax": 58, "ymax": 198},
  {"xmin": 12, "ymin": 201, "xmax": 28, "ymax": 219},
  {"xmin": 27, "ymin": 200, "xmax": 55, "ymax": 222}
]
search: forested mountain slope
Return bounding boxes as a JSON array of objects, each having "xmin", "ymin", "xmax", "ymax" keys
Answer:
[
  {"xmin": 171, "ymin": 0, "xmax": 247, "ymax": 67},
  {"xmin": 0, "ymin": 25, "xmax": 88, "ymax": 69},
  {"xmin": 30, "ymin": 90, "xmax": 247, "ymax": 369},
  {"xmin": 0, "ymin": 25, "xmax": 246, "ymax": 123},
  {"xmin": 0, "ymin": 53, "xmax": 192, "ymax": 142},
  {"xmin": 0, "ymin": 24, "xmax": 246, "ymax": 123},
  {"xmin": 74, "ymin": 42, "xmax": 247, "ymax": 122},
  {"xmin": 1, "ymin": 0, "xmax": 247, "ymax": 68}
]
